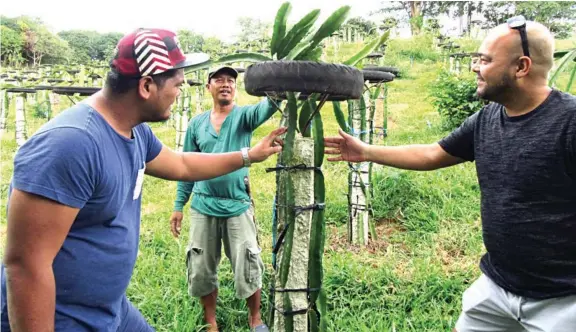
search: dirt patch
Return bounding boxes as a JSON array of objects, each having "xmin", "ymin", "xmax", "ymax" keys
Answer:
[
  {"xmin": 433, "ymin": 219, "xmax": 482, "ymax": 274},
  {"xmin": 435, "ymin": 245, "xmax": 478, "ymax": 274},
  {"xmin": 372, "ymin": 101, "xmax": 401, "ymax": 134},
  {"xmin": 326, "ymin": 218, "xmax": 407, "ymax": 256}
]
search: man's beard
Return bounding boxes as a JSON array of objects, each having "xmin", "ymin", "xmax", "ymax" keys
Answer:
[
  {"xmin": 476, "ymin": 73, "xmax": 514, "ymax": 104},
  {"xmin": 218, "ymin": 98, "xmax": 232, "ymax": 106},
  {"xmin": 141, "ymin": 108, "xmax": 170, "ymax": 123}
]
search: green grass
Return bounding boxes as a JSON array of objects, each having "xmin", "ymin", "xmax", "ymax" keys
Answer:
[{"xmin": 1, "ymin": 35, "xmax": 574, "ymax": 331}]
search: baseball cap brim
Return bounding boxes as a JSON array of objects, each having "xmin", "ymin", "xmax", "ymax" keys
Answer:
[
  {"xmin": 174, "ymin": 52, "xmax": 211, "ymax": 70},
  {"xmin": 208, "ymin": 66, "xmax": 239, "ymax": 80}
]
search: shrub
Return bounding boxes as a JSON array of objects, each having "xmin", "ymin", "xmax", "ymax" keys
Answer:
[{"xmin": 429, "ymin": 69, "xmax": 487, "ymax": 130}]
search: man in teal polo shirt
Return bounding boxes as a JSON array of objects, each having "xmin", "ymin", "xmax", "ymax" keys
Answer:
[{"xmin": 169, "ymin": 66, "xmax": 278, "ymax": 332}]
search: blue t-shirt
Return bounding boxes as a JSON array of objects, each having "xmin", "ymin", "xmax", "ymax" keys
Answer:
[{"xmin": 1, "ymin": 103, "xmax": 163, "ymax": 331}]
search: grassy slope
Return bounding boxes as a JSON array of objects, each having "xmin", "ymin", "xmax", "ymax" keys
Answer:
[{"xmin": 0, "ymin": 35, "xmax": 575, "ymax": 331}]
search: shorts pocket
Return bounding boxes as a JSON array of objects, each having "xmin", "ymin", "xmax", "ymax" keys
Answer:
[
  {"xmin": 244, "ymin": 245, "xmax": 262, "ymax": 283},
  {"xmin": 462, "ymin": 275, "xmax": 492, "ymax": 313},
  {"xmin": 186, "ymin": 246, "xmax": 204, "ymax": 280}
]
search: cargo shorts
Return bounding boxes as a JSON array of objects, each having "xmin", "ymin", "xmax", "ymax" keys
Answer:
[
  {"xmin": 456, "ymin": 274, "xmax": 576, "ymax": 332},
  {"xmin": 185, "ymin": 206, "xmax": 264, "ymax": 299}
]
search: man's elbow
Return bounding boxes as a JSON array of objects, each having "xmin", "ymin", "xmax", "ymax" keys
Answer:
[
  {"xmin": 177, "ymin": 154, "xmax": 214, "ymax": 182},
  {"xmin": 423, "ymin": 145, "xmax": 463, "ymax": 170},
  {"xmin": 4, "ymin": 250, "xmax": 44, "ymax": 272},
  {"xmin": 178, "ymin": 152, "xmax": 211, "ymax": 182},
  {"xmin": 4, "ymin": 254, "xmax": 46, "ymax": 285},
  {"xmin": 419, "ymin": 145, "xmax": 450, "ymax": 170}
]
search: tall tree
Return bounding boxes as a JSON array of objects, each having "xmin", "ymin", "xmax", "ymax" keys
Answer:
[
  {"xmin": 234, "ymin": 16, "xmax": 272, "ymax": 48},
  {"xmin": 1, "ymin": 15, "xmax": 72, "ymax": 66},
  {"xmin": 19, "ymin": 19, "xmax": 68, "ymax": 65},
  {"xmin": 0, "ymin": 26, "xmax": 25, "ymax": 66},
  {"xmin": 373, "ymin": 1, "xmax": 452, "ymax": 36},
  {"xmin": 176, "ymin": 29, "xmax": 205, "ymax": 53},
  {"xmin": 58, "ymin": 30, "xmax": 100, "ymax": 63},
  {"xmin": 484, "ymin": 1, "xmax": 576, "ymax": 39},
  {"xmin": 95, "ymin": 32, "xmax": 123, "ymax": 61},
  {"xmin": 58, "ymin": 30, "xmax": 122, "ymax": 63},
  {"xmin": 343, "ymin": 16, "xmax": 377, "ymax": 36},
  {"xmin": 449, "ymin": 1, "xmax": 485, "ymax": 37},
  {"xmin": 202, "ymin": 36, "xmax": 225, "ymax": 56}
]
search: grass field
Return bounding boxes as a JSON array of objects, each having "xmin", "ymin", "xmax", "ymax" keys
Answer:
[{"xmin": 1, "ymin": 35, "xmax": 575, "ymax": 331}]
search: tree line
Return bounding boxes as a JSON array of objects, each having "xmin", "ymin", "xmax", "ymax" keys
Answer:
[
  {"xmin": 0, "ymin": 16, "xmax": 231, "ymax": 68},
  {"xmin": 374, "ymin": 1, "xmax": 576, "ymax": 38},
  {"xmin": 2, "ymin": 2, "xmax": 574, "ymax": 68}
]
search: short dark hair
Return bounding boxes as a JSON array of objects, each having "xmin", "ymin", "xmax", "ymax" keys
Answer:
[{"xmin": 105, "ymin": 68, "xmax": 178, "ymax": 94}]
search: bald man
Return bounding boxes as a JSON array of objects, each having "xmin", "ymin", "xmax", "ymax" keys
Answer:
[{"xmin": 324, "ymin": 17, "xmax": 576, "ymax": 332}]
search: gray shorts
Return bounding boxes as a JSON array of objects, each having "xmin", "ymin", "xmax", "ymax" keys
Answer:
[
  {"xmin": 456, "ymin": 274, "xmax": 576, "ymax": 332},
  {"xmin": 185, "ymin": 206, "xmax": 264, "ymax": 299}
]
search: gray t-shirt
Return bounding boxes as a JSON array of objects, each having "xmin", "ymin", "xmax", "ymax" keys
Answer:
[{"xmin": 439, "ymin": 89, "xmax": 576, "ymax": 299}]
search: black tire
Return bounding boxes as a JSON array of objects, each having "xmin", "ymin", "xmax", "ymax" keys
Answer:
[
  {"xmin": 366, "ymin": 52, "xmax": 383, "ymax": 59},
  {"xmin": 47, "ymin": 79, "xmax": 64, "ymax": 83},
  {"xmin": 363, "ymin": 65, "xmax": 400, "ymax": 77},
  {"xmin": 187, "ymin": 79, "xmax": 203, "ymax": 87},
  {"xmin": 6, "ymin": 88, "xmax": 36, "ymax": 93},
  {"xmin": 297, "ymin": 92, "xmax": 353, "ymax": 101},
  {"xmin": 235, "ymin": 67, "xmax": 246, "ymax": 74},
  {"xmin": 244, "ymin": 61, "xmax": 364, "ymax": 100},
  {"xmin": 362, "ymin": 70, "xmax": 395, "ymax": 83},
  {"xmin": 52, "ymin": 87, "xmax": 100, "ymax": 96},
  {"xmin": 34, "ymin": 85, "xmax": 54, "ymax": 91}
]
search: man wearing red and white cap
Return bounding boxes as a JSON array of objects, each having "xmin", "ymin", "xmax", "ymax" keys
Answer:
[{"xmin": 1, "ymin": 28, "xmax": 286, "ymax": 332}]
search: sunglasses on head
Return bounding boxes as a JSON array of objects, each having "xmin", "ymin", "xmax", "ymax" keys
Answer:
[{"xmin": 507, "ymin": 15, "xmax": 530, "ymax": 58}]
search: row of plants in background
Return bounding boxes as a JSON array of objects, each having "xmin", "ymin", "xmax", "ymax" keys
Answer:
[{"xmin": 330, "ymin": 68, "xmax": 395, "ymax": 246}]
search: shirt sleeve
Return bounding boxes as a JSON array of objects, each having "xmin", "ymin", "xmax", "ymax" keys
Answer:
[
  {"xmin": 437, "ymin": 111, "xmax": 478, "ymax": 162},
  {"xmin": 140, "ymin": 123, "xmax": 163, "ymax": 162},
  {"xmin": 11, "ymin": 127, "xmax": 101, "ymax": 209},
  {"xmin": 173, "ymin": 121, "xmax": 198, "ymax": 212},
  {"xmin": 241, "ymin": 98, "xmax": 281, "ymax": 132}
]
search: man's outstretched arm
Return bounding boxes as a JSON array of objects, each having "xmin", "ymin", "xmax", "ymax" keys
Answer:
[
  {"xmin": 146, "ymin": 126, "xmax": 286, "ymax": 181},
  {"xmin": 324, "ymin": 129, "xmax": 464, "ymax": 170},
  {"xmin": 242, "ymin": 97, "xmax": 282, "ymax": 131}
]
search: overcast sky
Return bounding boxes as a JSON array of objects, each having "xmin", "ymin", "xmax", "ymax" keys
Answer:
[{"xmin": 2, "ymin": 0, "xmax": 387, "ymax": 42}]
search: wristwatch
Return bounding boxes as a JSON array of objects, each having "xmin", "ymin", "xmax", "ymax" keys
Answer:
[{"xmin": 241, "ymin": 147, "xmax": 251, "ymax": 167}]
